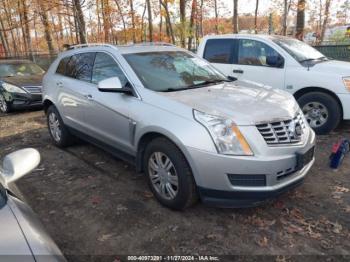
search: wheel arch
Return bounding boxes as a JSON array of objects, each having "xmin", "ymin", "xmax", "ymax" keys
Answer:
[
  {"xmin": 43, "ymin": 99, "xmax": 54, "ymax": 114},
  {"xmin": 293, "ymin": 87, "xmax": 343, "ymax": 120},
  {"xmin": 135, "ymin": 130, "xmax": 200, "ymax": 184}
]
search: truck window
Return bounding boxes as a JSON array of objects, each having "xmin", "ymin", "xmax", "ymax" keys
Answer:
[
  {"xmin": 203, "ymin": 39, "xmax": 237, "ymax": 64},
  {"xmin": 238, "ymin": 39, "xmax": 284, "ymax": 68}
]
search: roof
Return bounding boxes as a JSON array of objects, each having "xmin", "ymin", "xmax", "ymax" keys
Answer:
[
  {"xmin": 203, "ymin": 34, "xmax": 293, "ymax": 41},
  {"xmin": 57, "ymin": 42, "xmax": 185, "ymax": 58}
]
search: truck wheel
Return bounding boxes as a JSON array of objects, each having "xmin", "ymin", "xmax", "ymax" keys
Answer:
[
  {"xmin": 47, "ymin": 105, "xmax": 74, "ymax": 147},
  {"xmin": 0, "ymin": 93, "xmax": 10, "ymax": 113},
  {"xmin": 297, "ymin": 92, "xmax": 341, "ymax": 135},
  {"xmin": 143, "ymin": 137, "xmax": 198, "ymax": 210}
]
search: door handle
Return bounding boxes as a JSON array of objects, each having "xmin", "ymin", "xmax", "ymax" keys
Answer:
[
  {"xmin": 233, "ymin": 69, "xmax": 244, "ymax": 74},
  {"xmin": 56, "ymin": 82, "xmax": 63, "ymax": 88},
  {"xmin": 83, "ymin": 94, "xmax": 93, "ymax": 100}
]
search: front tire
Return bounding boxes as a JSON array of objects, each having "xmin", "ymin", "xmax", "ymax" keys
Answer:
[
  {"xmin": 143, "ymin": 137, "xmax": 198, "ymax": 210},
  {"xmin": 0, "ymin": 93, "xmax": 10, "ymax": 113},
  {"xmin": 47, "ymin": 105, "xmax": 74, "ymax": 147},
  {"xmin": 297, "ymin": 92, "xmax": 341, "ymax": 135}
]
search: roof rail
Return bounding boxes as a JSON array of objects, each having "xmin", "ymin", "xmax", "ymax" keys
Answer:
[
  {"xmin": 64, "ymin": 43, "xmax": 117, "ymax": 50},
  {"xmin": 132, "ymin": 42, "xmax": 175, "ymax": 47}
]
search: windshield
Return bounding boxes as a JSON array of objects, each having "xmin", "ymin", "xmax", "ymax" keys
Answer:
[
  {"xmin": 123, "ymin": 51, "xmax": 228, "ymax": 92},
  {"xmin": 273, "ymin": 38, "xmax": 326, "ymax": 63},
  {"xmin": 0, "ymin": 62, "xmax": 45, "ymax": 78}
]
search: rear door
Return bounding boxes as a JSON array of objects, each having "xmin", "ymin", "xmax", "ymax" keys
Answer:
[
  {"xmin": 202, "ymin": 38, "xmax": 238, "ymax": 77},
  {"xmin": 57, "ymin": 52, "xmax": 96, "ymax": 131}
]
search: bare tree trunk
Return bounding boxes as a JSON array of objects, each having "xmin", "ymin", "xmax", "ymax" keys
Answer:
[
  {"xmin": 159, "ymin": 0, "xmax": 163, "ymax": 41},
  {"xmin": 37, "ymin": 1, "xmax": 55, "ymax": 56},
  {"xmin": 0, "ymin": 30, "xmax": 9, "ymax": 57},
  {"xmin": 141, "ymin": 1, "xmax": 147, "ymax": 42},
  {"xmin": 214, "ymin": 0, "xmax": 218, "ymax": 34},
  {"xmin": 233, "ymin": 0, "xmax": 238, "ymax": 33},
  {"xmin": 72, "ymin": 0, "xmax": 87, "ymax": 44},
  {"xmin": 188, "ymin": 0, "xmax": 196, "ymax": 50},
  {"xmin": 199, "ymin": 0, "xmax": 204, "ymax": 37},
  {"xmin": 282, "ymin": 0, "xmax": 288, "ymax": 35},
  {"xmin": 320, "ymin": 0, "xmax": 331, "ymax": 43},
  {"xmin": 129, "ymin": 0, "xmax": 136, "ymax": 43},
  {"xmin": 101, "ymin": 0, "xmax": 111, "ymax": 42},
  {"xmin": 161, "ymin": 0, "xmax": 175, "ymax": 44},
  {"xmin": 179, "ymin": 0, "xmax": 186, "ymax": 47},
  {"xmin": 146, "ymin": 0, "xmax": 153, "ymax": 41},
  {"xmin": 22, "ymin": 0, "xmax": 33, "ymax": 59},
  {"xmin": 3, "ymin": 0, "xmax": 19, "ymax": 55},
  {"xmin": 114, "ymin": 0, "xmax": 127, "ymax": 43},
  {"xmin": 254, "ymin": 0, "xmax": 259, "ymax": 34},
  {"xmin": 295, "ymin": 0, "xmax": 306, "ymax": 40}
]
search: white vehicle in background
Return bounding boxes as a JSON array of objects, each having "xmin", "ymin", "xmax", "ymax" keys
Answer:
[{"xmin": 197, "ymin": 34, "xmax": 350, "ymax": 134}]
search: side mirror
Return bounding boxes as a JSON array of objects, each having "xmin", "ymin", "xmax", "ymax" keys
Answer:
[
  {"xmin": 266, "ymin": 55, "xmax": 284, "ymax": 68},
  {"xmin": 0, "ymin": 148, "xmax": 40, "ymax": 187},
  {"xmin": 98, "ymin": 77, "xmax": 133, "ymax": 95}
]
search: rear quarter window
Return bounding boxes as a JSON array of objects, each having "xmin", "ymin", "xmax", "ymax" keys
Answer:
[
  {"xmin": 203, "ymin": 39, "xmax": 237, "ymax": 64},
  {"xmin": 56, "ymin": 56, "xmax": 70, "ymax": 75}
]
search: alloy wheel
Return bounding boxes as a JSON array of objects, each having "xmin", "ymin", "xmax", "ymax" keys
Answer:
[
  {"xmin": 0, "ymin": 94, "xmax": 7, "ymax": 112},
  {"xmin": 148, "ymin": 152, "xmax": 179, "ymax": 200},
  {"xmin": 302, "ymin": 102, "xmax": 329, "ymax": 128},
  {"xmin": 48, "ymin": 112, "xmax": 62, "ymax": 142}
]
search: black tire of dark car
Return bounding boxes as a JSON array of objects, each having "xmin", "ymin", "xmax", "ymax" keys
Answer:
[
  {"xmin": 143, "ymin": 137, "xmax": 198, "ymax": 210},
  {"xmin": 297, "ymin": 92, "xmax": 341, "ymax": 135},
  {"xmin": 0, "ymin": 93, "xmax": 10, "ymax": 113},
  {"xmin": 47, "ymin": 105, "xmax": 75, "ymax": 147}
]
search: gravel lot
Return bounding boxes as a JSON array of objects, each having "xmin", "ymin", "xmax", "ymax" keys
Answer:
[{"xmin": 1, "ymin": 110, "xmax": 350, "ymax": 261}]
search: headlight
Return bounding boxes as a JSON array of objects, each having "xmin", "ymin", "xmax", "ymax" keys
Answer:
[
  {"xmin": 193, "ymin": 110, "xmax": 253, "ymax": 156},
  {"xmin": 343, "ymin": 77, "xmax": 350, "ymax": 92},
  {"xmin": 2, "ymin": 82, "xmax": 26, "ymax": 94}
]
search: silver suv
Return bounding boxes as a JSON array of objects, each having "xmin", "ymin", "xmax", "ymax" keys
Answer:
[{"xmin": 42, "ymin": 43, "xmax": 316, "ymax": 210}]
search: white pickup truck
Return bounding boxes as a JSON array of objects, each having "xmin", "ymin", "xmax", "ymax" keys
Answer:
[{"xmin": 197, "ymin": 34, "xmax": 350, "ymax": 134}]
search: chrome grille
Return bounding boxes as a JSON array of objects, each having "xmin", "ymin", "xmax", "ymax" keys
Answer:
[
  {"xmin": 256, "ymin": 113, "xmax": 306, "ymax": 146},
  {"xmin": 22, "ymin": 86, "xmax": 42, "ymax": 94}
]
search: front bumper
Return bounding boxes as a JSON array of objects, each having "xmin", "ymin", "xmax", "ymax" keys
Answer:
[
  {"xmin": 338, "ymin": 93, "xmax": 350, "ymax": 120},
  {"xmin": 185, "ymin": 126, "xmax": 316, "ymax": 208},
  {"xmin": 198, "ymin": 159, "xmax": 314, "ymax": 208},
  {"xmin": 3, "ymin": 91, "xmax": 42, "ymax": 109}
]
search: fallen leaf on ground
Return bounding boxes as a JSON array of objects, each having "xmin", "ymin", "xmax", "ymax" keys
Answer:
[
  {"xmin": 256, "ymin": 236, "xmax": 269, "ymax": 247},
  {"xmin": 97, "ymin": 233, "xmax": 114, "ymax": 242}
]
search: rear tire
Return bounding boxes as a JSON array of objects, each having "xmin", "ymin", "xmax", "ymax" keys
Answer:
[
  {"xmin": 143, "ymin": 137, "xmax": 198, "ymax": 210},
  {"xmin": 0, "ymin": 93, "xmax": 10, "ymax": 113},
  {"xmin": 297, "ymin": 92, "xmax": 341, "ymax": 135},
  {"xmin": 47, "ymin": 105, "xmax": 74, "ymax": 147}
]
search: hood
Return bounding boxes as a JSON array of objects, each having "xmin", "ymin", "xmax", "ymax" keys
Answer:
[
  {"xmin": 312, "ymin": 60, "xmax": 350, "ymax": 76},
  {"xmin": 1, "ymin": 74, "xmax": 43, "ymax": 87},
  {"xmin": 0, "ymin": 205, "xmax": 34, "ymax": 258},
  {"xmin": 160, "ymin": 81, "xmax": 300, "ymax": 126}
]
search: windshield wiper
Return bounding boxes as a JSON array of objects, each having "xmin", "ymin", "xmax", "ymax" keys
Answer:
[
  {"xmin": 300, "ymin": 57, "xmax": 328, "ymax": 64},
  {"xmin": 163, "ymin": 79, "xmax": 227, "ymax": 92},
  {"xmin": 187, "ymin": 79, "xmax": 227, "ymax": 88}
]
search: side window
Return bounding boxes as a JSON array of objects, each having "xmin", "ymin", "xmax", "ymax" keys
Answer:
[
  {"xmin": 56, "ymin": 56, "xmax": 70, "ymax": 75},
  {"xmin": 65, "ymin": 55, "xmax": 78, "ymax": 78},
  {"xmin": 238, "ymin": 39, "xmax": 284, "ymax": 68},
  {"xmin": 203, "ymin": 39, "xmax": 236, "ymax": 64},
  {"xmin": 64, "ymin": 53, "xmax": 95, "ymax": 81},
  {"xmin": 75, "ymin": 53, "xmax": 96, "ymax": 82},
  {"xmin": 92, "ymin": 52, "xmax": 128, "ymax": 87}
]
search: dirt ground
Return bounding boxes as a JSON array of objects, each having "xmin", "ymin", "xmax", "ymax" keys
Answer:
[{"xmin": 0, "ymin": 110, "xmax": 350, "ymax": 261}]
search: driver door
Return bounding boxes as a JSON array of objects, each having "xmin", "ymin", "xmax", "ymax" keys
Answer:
[{"xmin": 232, "ymin": 39, "xmax": 286, "ymax": 89}]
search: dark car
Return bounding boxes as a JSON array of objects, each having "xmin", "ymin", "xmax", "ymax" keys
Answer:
[{"xmin": 0, "ymin": 60, "xmax": 45, "ymax": 113}]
